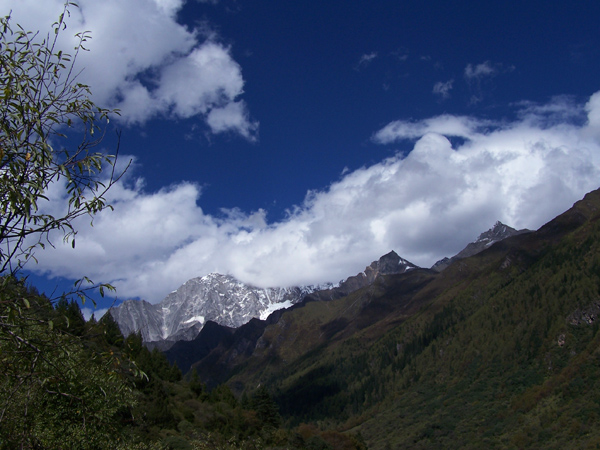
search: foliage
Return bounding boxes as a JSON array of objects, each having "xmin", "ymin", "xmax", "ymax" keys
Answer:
[
  {"xmin": 0, "ymin": 278, "xmax": 136, "ymax": 449},
  {"xmin": 248, "ymin": 386, "xmax": 281, "ymax": 430},
  {"xmin": 0, "ymin": 5, "xmax": 136, "ymax": 448},
  {"xmin": 0, "ymin": 3, "xmax": 127, "ymax": 274}
]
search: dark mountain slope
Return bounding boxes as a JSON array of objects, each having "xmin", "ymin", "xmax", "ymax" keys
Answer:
[
  {"xmin": 227, "ymin": 268, "xmax": 439, "ymax": 390},
  {"xmin": 350, "ymin": 195, "xmax": 600, "ymax": 449},
  {"xmin": 189, "ymin": 187, "xmax": 600, "ymax": 449},
  {"xmin": 329, "ymin": 188, "xmax": 600, "ymax": 449},
  {"xmin": 164, "ymin": 320, "xmax": 235, "ymax": 374}
]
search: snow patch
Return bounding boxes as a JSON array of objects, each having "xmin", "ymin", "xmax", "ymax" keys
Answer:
[
  {"xmin": 260, "ymin": 300, "xmax": 294, "ymax": 320},
  {"xmin": 183, "ymin": 315, "xmax": 205, "ymax": 325}
]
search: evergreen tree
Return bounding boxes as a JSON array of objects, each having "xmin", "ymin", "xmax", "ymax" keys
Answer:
[
  {"xmin": 99, "ymin": 311, "xmax": 124, "ymax": 347},
  {"xmin": 251, "ymin": 386, "xmax": 281, "ymax": 429},
  {"xmin": 189, "ymin": 368, "xmax": 207, "ymax": 399}
]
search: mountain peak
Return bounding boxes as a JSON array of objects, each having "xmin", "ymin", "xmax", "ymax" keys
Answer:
[
  {"xmin": 374, "ymin": 250, "xmax": 417, "ymax": 274},
  {"xmin": 475, "ymin": 221, "xmax": 517, "ymax": 244},
  {"xmin": 432, "ymin": 221, "xmax": 531, "ymax": 272}
]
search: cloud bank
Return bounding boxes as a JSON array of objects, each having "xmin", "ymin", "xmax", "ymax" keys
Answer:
[
  {"xmin": 27, "ymin": 92, "xmax": 600, "ymax": 303},
  {"xmin": 0, "ymin": 0, "xmax": 257, "ymax": 138}
]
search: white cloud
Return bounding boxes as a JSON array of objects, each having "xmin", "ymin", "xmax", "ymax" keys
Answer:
[
  {"xmin": 432, "ymin": 80, "xmax": 454, "ymax": 99},
  {"xmin": 355, "ymin": 52, "xmax": 378, "ymax": 70},
  {"xmin": 0, "ymin": 0, "xmax": 257, "ymax": 139},
  {"xmin": 25, "ymin": 92, "xmax": 600, "ymax": 303},
  {"xmin": 155, "ymin": 42, "xmax": 244, "ymax": 117},
  {"xmin": 585, "ymin": 91, "xmax": 600, "ymax": 137},
  {"xmin": 515, "ymin": 95, "xmax": 585, "ymax": 127},
  {"xmin": 464, "ymin": 61, "xmax": 497, "ymax": 79},
  {"xmin": 152, "ymin": 0, "xmax": 185, "ymax": 16},
  {"xmin": 372, "ymin": 115, "xmax": 488, "ymax": 143},
  {"xmin": 464, "ymin": 61, "xmax": 515, "ymax": 104},
  {"xmin": 206, "ymin": 101, "xmax": 259, "ymax": 140}
]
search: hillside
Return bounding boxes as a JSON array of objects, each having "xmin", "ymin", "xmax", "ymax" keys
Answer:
[{"xmin": 187, "ymin": 187, "xmax": 600, "ymax": 449}]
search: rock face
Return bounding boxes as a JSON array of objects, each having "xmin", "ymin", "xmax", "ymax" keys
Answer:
[
  {"xmin": 431, "ymin": 221, "xmax": 531, "ymax": 272},
  {"xmin": 110, "ymin": 273, "xmax": 322, "ymax": 346},
  {"xmin": 109, "ymin": 298, "xmax": 164, "ymax": 343},
  {"xmin": 339, "ymin": 250, "xmax": 416, "ymax": 292}
]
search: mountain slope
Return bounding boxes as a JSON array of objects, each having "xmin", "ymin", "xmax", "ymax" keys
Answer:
[
  {"xmin": 167, "ymin": 230, "xmax": 529, "ymax": 383},
  {"xmin": 191, "ymin": 187, "xmax": 600, "ymax": 449},
  {"xmin": 351, "ymin": 189, "xmax": 600, "ymax": 449}
]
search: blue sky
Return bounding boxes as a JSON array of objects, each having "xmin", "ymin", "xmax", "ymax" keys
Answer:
[{"xmin": 3, "ymin": 0, "xmax": 600, "ymax": 317}]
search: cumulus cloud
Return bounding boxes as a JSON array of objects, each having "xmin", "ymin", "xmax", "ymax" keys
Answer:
[
  {"xmin": 25, "ymin": 92, "xmax": 600, "ymax": 303},
  {"xmin": 0, "ymin": 0, "xmax": 257, "ymax": 139},
  {"xmin": 207, "ymin": 101, "xmax": 259, "ymax": 140},
  {"xmin": 585, "ymin": 91, "xmax": 600, "ymax": 134}
]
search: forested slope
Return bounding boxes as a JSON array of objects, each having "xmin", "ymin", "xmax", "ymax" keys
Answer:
[{"xmin": 200, "ymin": 188, "xmax": 600, "ymax": 449}]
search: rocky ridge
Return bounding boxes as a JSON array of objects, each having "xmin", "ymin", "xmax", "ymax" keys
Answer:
[
  {"xmin": 110, "ymin": 274, "xmax": 323, "ymax": 347},
  {"xmin": 431, "ymin": 221, "xmax": 531, "ymax": 272}
]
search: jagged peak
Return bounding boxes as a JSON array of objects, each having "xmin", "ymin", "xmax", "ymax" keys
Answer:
[
  {"xmin": 376, "ymin": 250, "xmax": 417, "ymax": 271},
  {"xmin": 380, "ymin": 250, "xmax": 399, "ymax": 259},
  {"xmin": 432, "ymin": 221, "xmax": 532, "ymax": 272},
  {"xmin": 475, "ymin": 221, "xmax": 517, "ymax": 243},
  {"xmin": 199, "ymin": 272, "xmax": 233, "ymax": 282}
]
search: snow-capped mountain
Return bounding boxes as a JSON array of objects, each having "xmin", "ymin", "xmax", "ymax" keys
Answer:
[
  {"xmin": 431, "ymin": 221, "xmax": 531, "ymax": 272},
  {"xmin": 110, "ymin": 273, "xmax": 325, "ymax": 345},
  {"xmin": 111, "ymin": 223, "xmax": 522, "ymax": 348}
]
